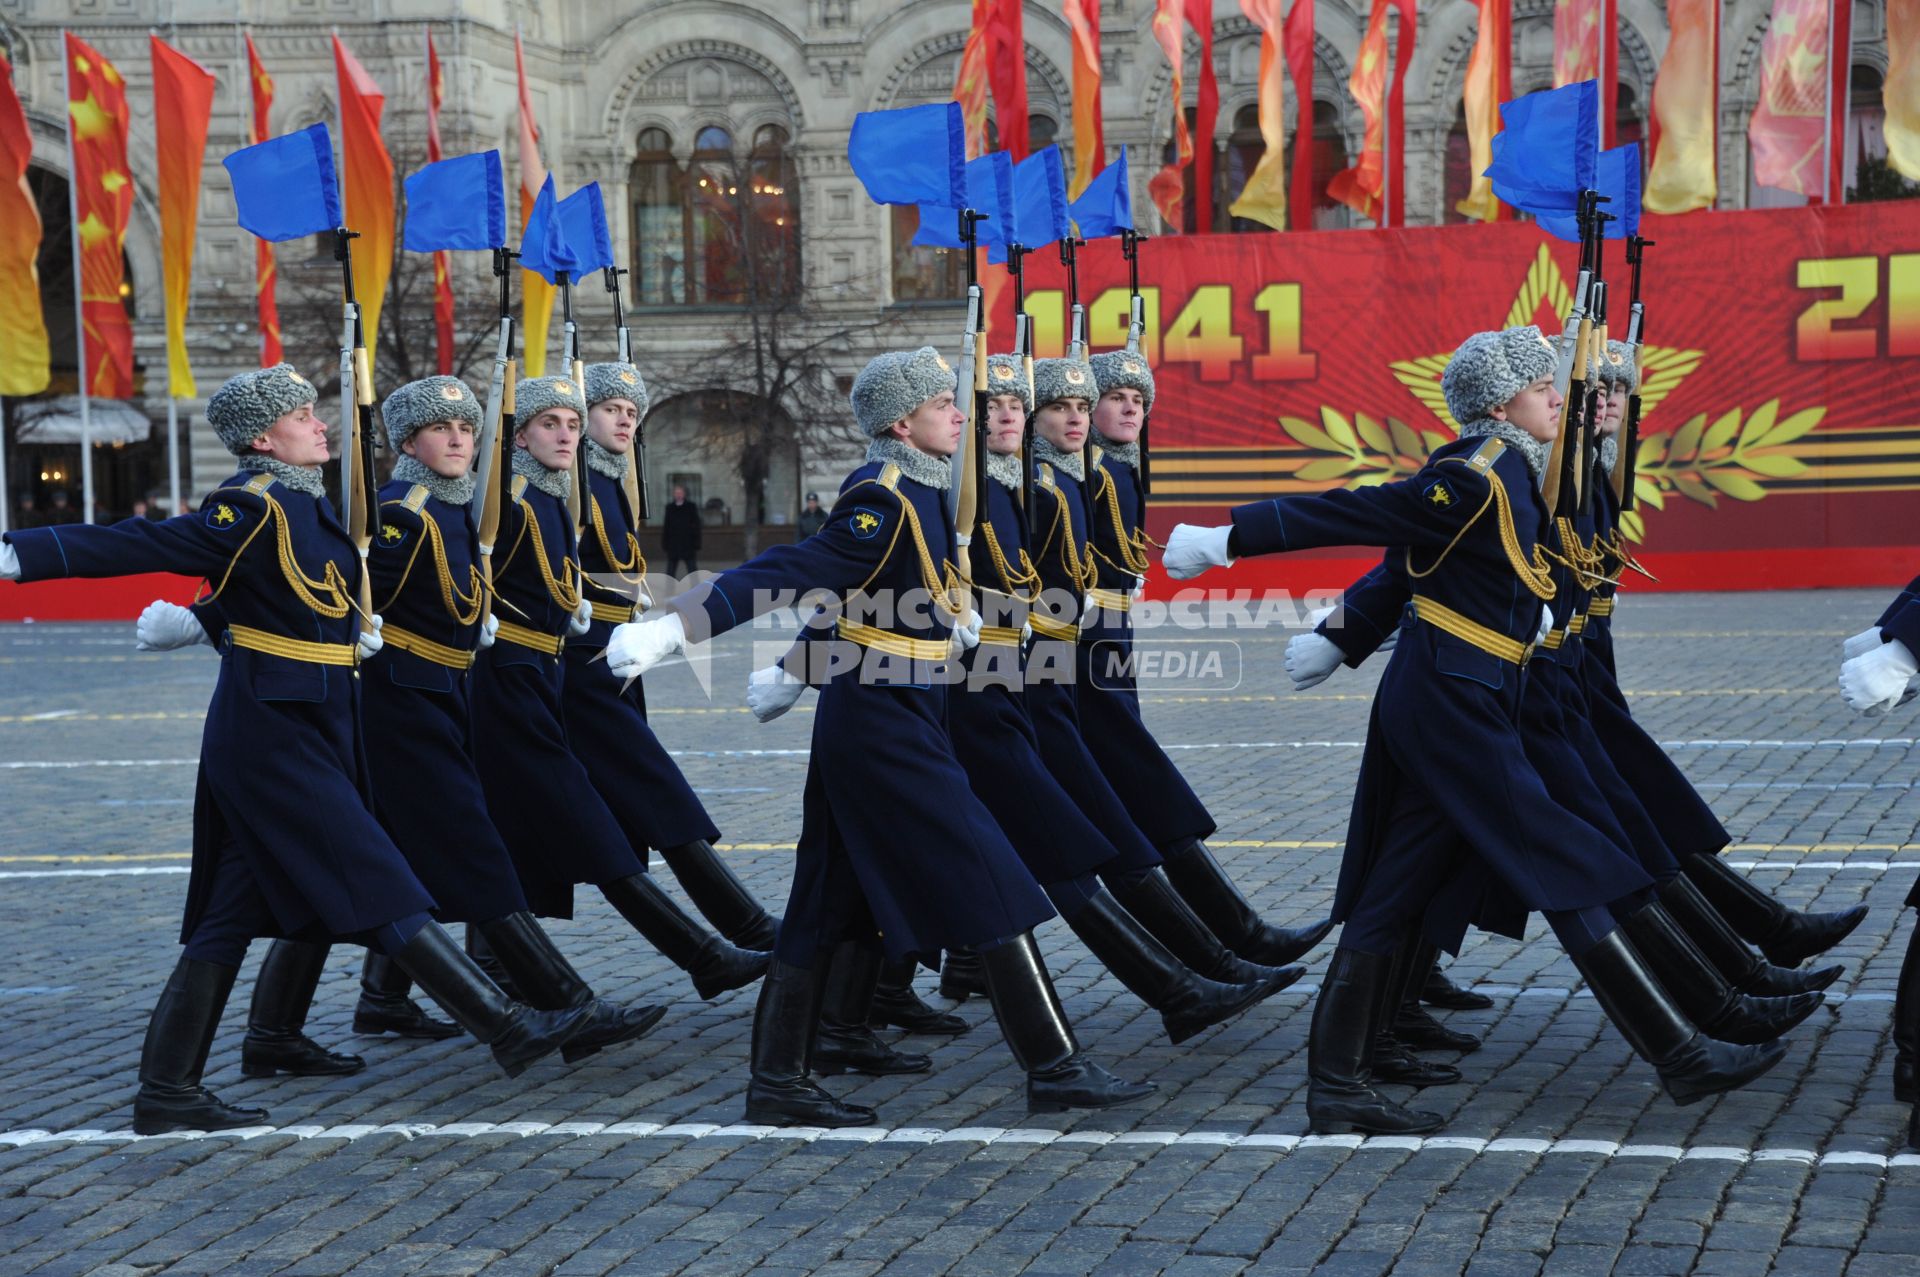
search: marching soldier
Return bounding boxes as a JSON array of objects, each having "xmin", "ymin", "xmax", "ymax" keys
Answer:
[
  {"xmin": 564, "ymin": 361, "xmax": 781, "ymax": 950},
  {"xmin": 604, "ymin": 347, "xmax": 1156, "ymax": 1125},
  {"xmin": 0, "ymin": 366, "xmax": 601, "ymax": 1133},
  {"xmin": 1163, "ymin": 328, "xmax": 1788, "ymax": 1134},
  {"xmin": 1078, "ymin": 350, "xmax": 1334, "ymax": 968},
  {"xmin": 467, "ymin": 376, "xmax": 770, "ymax": 1000}
]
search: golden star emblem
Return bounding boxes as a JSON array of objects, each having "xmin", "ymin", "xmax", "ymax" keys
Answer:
[
  {"xmin": 98, "ymin": 170, "xmax": 129, "ymax": 195},
  {"xmin": 74, "ymin": 211, "xmax": 112, "ymax": 249},
  {"xmin": 68, "ymin": 93, "xmax": 113, "ymax": 142}
]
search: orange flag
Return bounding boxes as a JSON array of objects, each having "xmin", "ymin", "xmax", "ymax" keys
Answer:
[
  {"xmin": 65, "ymin": 33, "xmax": 135, "ymax": 399},
  {"xmin": 1455, "ymin": 0, "xmax": 1511, "ymax": 222},
  {"xmin": 956, "ymin": 0, "xmax": 992, "ymax": 159},
  {"xmin": 1064, "ymin": 0, "xmax": 1104, "ymax": 198},
  {"xmin": 1328, "ymin": 0, "xmax": 1415, "ymax": 227},
  {"xmin": 1279, "ymin": 0, "xmax": 1313, "ymax": 231},
  {"xmin": 516, "ymin": 31, "xmax": 555, "ymax": 377},
  {"xmin": 1645, "ymin": 0, "xmax": 1720, "ymax": 213},
  {"xmin": 245, "ymin": 34, "xmax": 282, "ymax": 367},
  {"xmin": 333, "ymin": 36, "xmax": 394, "ymax": 374},
  {"xmin": 1552, "ymin": 0, "xmax": 1600, "ymax": 87},
  {"xmin": 426, "ymin": 29, "xmax": 454, "ymax": 376},
  {"xmin": 1147, "ymin": 0, "xmax": 1191, "ymax": 229},
  {"xmin": 1227, "ymin": 0, "xmax": 1289, "ymax": 230},
  {"xmin": 1891, "ymin": 0, "xmax": 1920, "ymax": 180},
  {"xmin": 151, "ymin": 37, "xmax": 215, "ymax": 400},
  {"xmin": 986, "ymin": 0, "xmax": 1030, "ymax": 161},
  {"xmin": 0, "ymin": 51, "xmax": 49, "ymax": 397}
]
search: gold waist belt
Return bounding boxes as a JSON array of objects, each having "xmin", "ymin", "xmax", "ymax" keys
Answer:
[
  {"xmin": 835, "ymin": 617, "xmax": 952, "ymax": 660},
  {"xmin": 380, "ymin": 624, "xmax": 475, "ymax": 670},
  {"xmin": 227, "ymin": 624, "xmax": 356, "ymax": 667},
  {"xmin": 1410, "ymin": 596, "xmax": 1535, "ymax": 666},
  {"xmin": 494, "ymin": 620, "xmax": 566, "ymax": 656}
]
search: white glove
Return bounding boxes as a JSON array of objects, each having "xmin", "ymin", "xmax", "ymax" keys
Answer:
[
  {"xmin": 954, "ymin": 609, "xmax": 982, "ymax": 651},
  {"xmin": 356, "ymin": 614, "xmax": 384, "ymax": 661},
  {"xmin": 1535, "ymin": 607, "xmax": 1555, "ymax": 646},
  {"xmin": 637, "ymin": 580, "xmax": 655, "ymax": 612},
  {"xmin": 134, "ymin": 600, "xmax": 212, "ymax": 652},
  {"xmin": 568, "ymin": 597, "xmax": 594, "ymax": 637},
  {"xmin": 1162, "ymin": 524, "xmax": 1235, "ymax": 579},
  {"xmin": 1021, "ymin": 620, "xmax": 1033, "ymax": 645},
  {"xmin": 1285, "ymin": 631, "xmax": 1345, "ymax": 691},
  {"xmin": 1130, "ymin": 577, "xmax": 1147, "ymax": 603},
  {"xmin": 1081, "ymin": 593, "xmax": 1097, "ymax": 622},
  {"xmin": 0, "ymin": 541, "xmax": 18, "ymax": 580},
  {"xmin": 1842, "ymin": 626, "xmax": 1883, "ymax": 661},
  {"xmin": 1839, "ymin": 638, "xmax": 1919, "ymax": 715},
  {"xmin": 478, "ymin": 613, "xmax": 500, "ymax": 649},
  {"xmin": 607, "ymin": 612, "xmax": 687, "ymax": 680},
  {"xmin": 746, "ymin": 664, "xmax": 806, "ymax": 723}
]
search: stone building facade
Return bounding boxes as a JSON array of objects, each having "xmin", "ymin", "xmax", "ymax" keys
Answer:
[{"xmin": 0, "ymin": 0, "xmax": 1899, "ymax": 535}]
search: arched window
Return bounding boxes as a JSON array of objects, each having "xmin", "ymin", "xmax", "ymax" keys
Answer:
[
  {"xmin": 628, "ymin": 123, "xmax": 802, "ymax": 306},
  {"xmin": 1223, "ymin": 104, "xmax": 1267, "ymax": 232},
  {"xmin": 1221, "ymin": 100, "xmax": 1353, "ymax": 231}
]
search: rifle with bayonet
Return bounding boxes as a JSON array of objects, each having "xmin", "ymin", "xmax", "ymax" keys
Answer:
[
  {"xmin": 1616, "ymin": 235, "xmax": 1652, "ymax": 510},
  {"xmin": 1543, "ymin": 191, "xmax": 1602, "ymax": 515},
  {"xmin": 472, "ymin": 244, "xmax": 519, "ymax": 631},
  {"xmin": 332, "ymin": 227, "xmax": 378, "ymax": 638},
  {"xmin": 603, "ymin": 263, "xmax": 648, "ymax": 524},
  {"xmin": 1121, "ymin": 228, "xmax": 1151, "ymax": 495},
  {"xmin": 1060, "ymin": 232, "xmax": 1087, "ymax": 360},
  {"xmin": 949, "ymin": 207, "xmax": 987, "ymax": 588}
]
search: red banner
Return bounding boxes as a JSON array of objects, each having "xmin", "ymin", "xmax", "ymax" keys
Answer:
[
  {"xmin": 64, "ymin": 33, "xmax": 134, "ymax": 399},
  {"xmin": 994, "ymin": 202, "xmax": 1920, "ymax": 592}
]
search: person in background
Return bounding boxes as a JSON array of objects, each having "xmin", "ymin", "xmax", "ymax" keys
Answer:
[
  {"xmin": 797, "ymin": 492, "xmax": 828, "ymax": 539},
  {"xmin": 662, "ymin": 483, "xmax": 702, "ymax": 577}
]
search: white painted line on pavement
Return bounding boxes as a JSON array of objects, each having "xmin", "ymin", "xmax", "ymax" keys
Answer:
[
  {"xmin": 0, "ymin": 758, "xmax": 199, "ymax": 769},
  {"xmin": 0, "ymin": 867, "xmax": 190, "ymax": 879},
  {"xmin": 0, "ymin": 1122, "xmax": 1913, "ymax": 1169}
]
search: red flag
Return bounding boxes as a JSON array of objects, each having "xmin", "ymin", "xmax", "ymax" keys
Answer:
[
  {"xmin": 426, "ymin": 29, "xmax": 454, "ymax": 376},
  {"xmin": 1065, "ymin": 0, "xmax": 1104, "ymax": 198},
  {"xmin": 1148, "ymin": 0, "xmax": 1191, "ymax": 229},
  {"xmin": 334, "ymin": 36, "xmax": 395, "ymax": 375},
  {"xmin": 1749, "ymin": 0, "xmax": 1836, "ymax": 199},
  {"xmin": 956, "ymin": 0, "xmax": 992, "ymax": 158},
  {"xmin": 0, "ymin": 51, "xmax": 50, "ymax": 397},
  {"xmin": 1281, "ymin": 0, "xmax": 1313, "ymax": 231},
  {"xmin": 1327, "ymin": 0, "xmax": 1415, "ymax": 227},
  {"xmin": 151, "ymin": 37, "xmax": 216, "ymax": 399},
  {"xmin": 986, "ymin": 0, "xmax": 1030, "ymax": 160},
  {"xmin": 64, "ymin": 33, "xmax": 134, "ymax": 399},
  {"xmin": 245, "ymin": 34, "xmax": 281, "ymax": 366},
  {"xmin": 1189, "ymin": 0, "xmax": 1219, "ymax": 231}
]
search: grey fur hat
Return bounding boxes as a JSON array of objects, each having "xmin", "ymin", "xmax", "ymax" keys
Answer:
[
  {"xmin": 850, "ymin": 346, "xmax": 957, "ymax": 437},
  {"xmin": 1090, "ymin": 349, "xmax": 1155, "ymax": 412},
  {"xmin": 1596, "ymin": 339, "xmax": 1637, "ymax": 393},
  {"xmin": 985, "ymin": 354, "xmax": 1033, "ymax": 412},
  {"xmin": 1031, "ymin": 356, "xmax": 1097, "ymax": 410},
  {"xmin": 585, "ymin": 362, "xmax": 651, "ymax": 420},
  {"xmin": 206, "ymin": 363, "xmax": 318, "ymax": 455},
  {"xmin": 382, "ymin": 376, "xmax": 482, "ymax": 451},
  {"xmin": 1441, "ymin": 326, "xmax": 1557, "ymax": 427},
  {"xmin": 514, "ymin": 375, "xmax": 587, "ymax": 427}
]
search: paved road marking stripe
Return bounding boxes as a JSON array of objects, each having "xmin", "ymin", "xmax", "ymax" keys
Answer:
[{"xmin": 0, "ymin": 1122, "xmax": 1912, "ymax": 1167}]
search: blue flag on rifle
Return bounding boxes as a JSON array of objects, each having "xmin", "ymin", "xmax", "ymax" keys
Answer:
[
  {"xmin": 403, "ymin": 151, "xmax": 506, "ymax": 252},
  {"xmin": 913, "ymin": 151, "xmax": 1014, "ymax": 249},
  {"xmin": 558, "ymin": 183, "xmax": 615, "ymax": 274},
  {"xmin": 990, "ymin": 145, "xmax": 1070, "ymax": 263},
  {"xmin": 1537, "ymin": 144, "xmax": 1642, "ymax": 243},
  {"xmin": 849, "ymin": 102, "xmax": 967, "ymax": 207},
  {"xmin": 225, "ymin": 123, "xmax": 341, "ymax": 242},
  {"xmin": 519, "ymin": 175, "xmax": 579, "ymax": 283},
  {"xmin": 1068, "ymin": 147, "xmax": 1133, "ymax": 239},
  {"xmin": 1484, "ymin": 80, "xmax": 1601, "ymax": 215}
]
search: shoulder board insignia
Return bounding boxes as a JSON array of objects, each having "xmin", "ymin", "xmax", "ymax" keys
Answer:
[
  {"xmin": 876, "ymin": 462, "xmax": 901, "ymax": 491},
  {"xmin": 1467, "ymin": 438, "xmax": 1507, "ymax": 473},
  {"xmin": 509, "ymin": 474, "xmax": 530, "ymax": 502},
  {"xmin": 1035, "ymin": 462, "xmax": 1056, "ymax": 490},
  {"xmin": 402, "ymin": 485, "xmax": 430, "ymax": 513},
  {"xmin": 243, "ymin": 473, "xmax": 274, "ymax": 495},
  {"xmin": 1088, "ymin": 445, "xmax": 1105, "ymax": 470}
]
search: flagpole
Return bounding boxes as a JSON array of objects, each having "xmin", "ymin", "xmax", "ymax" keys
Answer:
[
  {"xmin": 0, "ymin": 395, "xmax": 9, "ymax": 534},
  {"xmin": 1382, "ymin": 8, "xmax": 1396, "ymax": 228},
  {"xmin": 1823, "ymin": 0, "xmax": 1836, "ymax": 203},
  {"xmin": 1836, "ymin": 0, "xmax": 1852, "ymax": 203},
  {"xmin": 166, "ymin": 396, "xmax": 181, "ymax": 516},
  {"xmin": 61, "ymin": 32, "xmax": 95, "ymax": 525}
]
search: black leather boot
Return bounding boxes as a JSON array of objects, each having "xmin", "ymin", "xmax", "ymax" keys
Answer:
[
  {"xmin": 939, "ymin": 948, "xmax": 988, "ymax": 1001},
  {"xmin": 813, "ymin": 943, "xmax": 931, "ymax": 1076},
  {"xmin": 1683, "ymin": 852, "xmax": 1867, "ymax": 968},
  {"xmin": 744, "ymin": 959, "xmax": 877, "ymax": 1127},
  {"xmin": 239, "ymin": 941, "xmax": 365, "ymax": 1078},
  {"xmin": 979, "ymin": 933, "xmax": 1156, "ymax": 1114},
  {"xmin": 1159, "ymin": 838, "xmax": 1335, "ymax": 966},
  {"xmin": 353, "ymin": 952, "xmax": 461, "ymax": 1039},
  {"xmin": 1393, "ymin": 942, "xmax": 1482, "ymax": 1052},
  {"xmin": 1109, "ymin": 868, "xmax": 1300, "ymax": 986},
  {"xmin": 389, "ymin": 921, "xmax": 595, "ymax": 1078},
  {"xmin": 1659, "ymin": 874, "xmax": 1842, "ymax": 996},
  {"xmin": 1306, "ymin": 948, "xmax": 1444, "ymax": 1135},
  {"xmin": 133, "ymin": 957, "xmax": 270, "ymax": 1136},
  {"xmin": 600, "ymin": 872, "xmax": 770, "ymax": 999},
  {"xmin": 1420, "ymin": 956, "xmax": 1494, "ymax": 1011},
  {"xmin": 1572, "ymin": 928, "xmax": 1788, "ymax": 1106},
  {"xmin": 869, "ymin": 957, "xmax": 967, "ymax": 1034},
  {"xmin": 1371, "ymin": 941, "xmax": 1462, "ymax": 1087},
  {"xmin": 463, "ymin": 925, "xmax": 521, "ymax": 1001},
  {"xmin": 476, "ymin": 913, "xmax": 667, "ymax": 1064},
  {"xmin": 1621, "ymin": 901, "xmax": 1825, "ymax": 1045},
  {"xmin": 1894, "ymin": 915, "xmax": 1920, "ymax": 1105},
  {"xmin": 1066, "ymin": 889, "xmax": 1300, "ymax": 1045},
  {"xmin": 657, "ymin": 840, "xmax": 781, "ymax": 950}
]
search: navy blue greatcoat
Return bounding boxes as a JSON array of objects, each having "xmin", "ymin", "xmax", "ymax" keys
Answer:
[
  {"xmin": 469, "ymin": 465, "xmax": 646, "ymax": 917},
  {"xmin": 671, "ymin": 457, "xmax": 1053, "ymax": 966},
  {"xmin": 359, "ymin": 479, "xmax": 529, "ymax": 923},
  {"xmin": 4, "ymin": 471, "xmax": 435, "ymax": 957},
  {"xmin": 1873, "ymin": 573, "xmax": 1920, "ymax": 905},
  {"xmin": 1229, "ymin": 437, "xmax": 1652, "ymax": 954},
  {"xmin": 563, "ymin": 465, "xmax": 721, "ymax": 851}
]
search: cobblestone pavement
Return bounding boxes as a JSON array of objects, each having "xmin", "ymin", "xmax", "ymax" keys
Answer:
[{"xmin": 0, "ymin": 589, "xmax": 1916, "ymax": 1276}]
